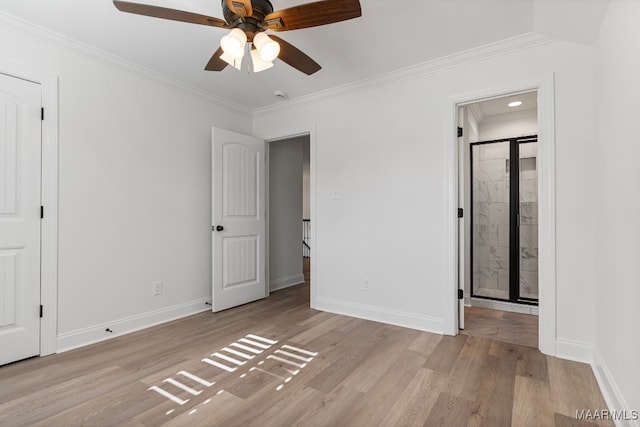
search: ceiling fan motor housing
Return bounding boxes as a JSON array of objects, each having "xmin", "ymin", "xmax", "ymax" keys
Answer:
[{"xmin": 222, "ymin": 0, "xmax": 274, "ymax": 41}]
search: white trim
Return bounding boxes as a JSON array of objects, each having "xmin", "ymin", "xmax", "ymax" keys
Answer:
[
  {"xmin": 270, "ymin": 274, "xmax": 305, "ymax": 291},
  {"xmin": 253, "ymin": 32, "xmax": 553, "ymax": 117},
  {"xmin": 315, "ymin": 297, "xmax": 444, "ymax": 334},
  {"xmin": 555, "ymin": 339, "xmax": 593, "ymax": 363},
  {"xmin": 265, "ymin": 141, "xmax": 270, "ymax": 297},
  {"xmin": 0, "ymin": 62, "xmax": 59, "ymax": 357},
  {"xmin": 445, "ymin": 74, "xmax": 557, "ymax": 357},
  {"xmin": 56, "ymin": 297, "xmax": 211, "ymax": 353},
  {"xmin": 0, "ymin": 12, "xmax": 250, "ymax": 115},
  {"xmin": 535, "ymin": 74, "xmax": 557, "ymax": 356},
  {"xmin": 470, "ymin": 298, "xmax": 539, "ymax": 315},
  {"xmin": 592, "ymin": 350, "xmax": 640, "ymax": 427},
  {"xmin": 309, "ymin": 124, "xmax": 317, "ymax": 309},
  {"xmin": 40, "ymin": 75, "xmax": 58, "ymax": 356},
  {"xmin": 444, "ymin": 100, "xmax": 459, "ymax": 335}
]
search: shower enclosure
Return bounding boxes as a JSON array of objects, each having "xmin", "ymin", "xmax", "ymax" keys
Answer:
[{"xmin": 470, "ymin": 136, "xmax": 538, "ymax": 304}]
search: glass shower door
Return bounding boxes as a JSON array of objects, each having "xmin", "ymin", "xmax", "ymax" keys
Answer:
[{"xmin": 471, "ymin": 137, "xmax": 538, "ymax": 304}]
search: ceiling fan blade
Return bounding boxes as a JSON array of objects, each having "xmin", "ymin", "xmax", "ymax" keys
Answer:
[
  {"xmin": 113, "ymin": 1, "xmax": 228, "ymax": 28},
  {"xmin": 225, "ymin": 0, "xmax": 253, "ymax": 18},
  {"xmin": 205, "ymin": 47, "xmax": 228, "ymax": 71},
  {"xmin": 264, "ymin": 0, "xmax": 361, "ymax": 32},
  {"xmin": 270, "ymin": 36, "xmax": 321, "ymax": 75}
]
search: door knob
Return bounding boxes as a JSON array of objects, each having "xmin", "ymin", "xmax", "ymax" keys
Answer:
[{"xmin": 215, "ymin": 225, "xmax": 224, "ymax": 232}]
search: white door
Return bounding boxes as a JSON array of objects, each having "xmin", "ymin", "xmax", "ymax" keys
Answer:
[
  {"xmin": 0, "ymin": 74, "xmax": 42, "ymax": 365},
  {"xmin": 212, "ymin": 128, "xmax": 266, "ymax": 312},
  {"xmin": 457, "ymin": 107, "xmax": 465, "ymax": 330}
]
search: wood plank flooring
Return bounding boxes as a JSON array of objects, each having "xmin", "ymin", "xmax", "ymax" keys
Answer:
[
  {"xmin": 461, "ymin": 306, "xmax": 539, "ymax": 348},
  {"xmin": 0, "ymin": 275, "xmax": 612, "ymax": 426}
]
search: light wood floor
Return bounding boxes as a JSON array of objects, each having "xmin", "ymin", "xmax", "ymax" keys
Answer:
[
  {"xmin": 0, "ymin": 277, "xmax": 611, "ymax": 426},
  {"xmin": 461, "ymin": 306, "xmax": 538, "ymax": 348}
]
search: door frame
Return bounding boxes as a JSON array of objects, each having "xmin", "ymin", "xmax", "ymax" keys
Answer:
[
  {"xmin": 1, "ymin": 62, "xmax": 59, "ymax": 356},
  {"xmin": 265, "ymin": 128, "xmax": 316, "ymax": 308},
  {"xmin": 445, "ymin": 74, "xmax": 556, "ymax": 356}
]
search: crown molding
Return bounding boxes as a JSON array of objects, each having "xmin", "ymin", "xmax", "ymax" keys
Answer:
[
  {"xmin": 0, "ymin": 11, "xmax": 252, "ymax": 116},
  {"xmin": 253, "ymin": 32, "xmax": 555, "ymax": 117}
]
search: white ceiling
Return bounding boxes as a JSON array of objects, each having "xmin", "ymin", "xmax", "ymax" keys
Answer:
[
  {"xmin": 477, "ymin": 91, "xmax": 538, "ymax": 118},
  {"xmin": 0, "ymin": 0, "xmax": 610, "ymax": 110}
]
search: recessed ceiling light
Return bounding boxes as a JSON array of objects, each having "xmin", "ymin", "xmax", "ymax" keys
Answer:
[{"xmin": 508, "ymin": 101, "xmax": 522, "ymax": 107}]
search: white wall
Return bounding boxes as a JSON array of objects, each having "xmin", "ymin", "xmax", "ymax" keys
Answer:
[
  {"xmin": 594, "ymin": 0, "xmax": 640, "ymax": 416},
  {"xmin": 269, "ymin": 136, "xmax": 305, "ymax": 291},
  {"xmin": 303, "ymin": 140, "xmax": 311, "ymax": 220},
  {"xmin": 254, "ymin": 40, "xmax": 598, "ymax": 352},
  {"xmin": 0, "ymin": 20, "xmax": 252, "ymax": 349}
]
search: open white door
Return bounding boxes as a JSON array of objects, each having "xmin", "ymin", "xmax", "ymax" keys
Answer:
[
  {"xmin": 0, "ymin": 74, "xmax": 42, "ymax": 365},
  {"xmin": 212, "ymin": 128, "xmax": 266, "ymax": 312},
  {"xmin": 457, "ymin": 107, "xmax": 465, "ymax": 330}
]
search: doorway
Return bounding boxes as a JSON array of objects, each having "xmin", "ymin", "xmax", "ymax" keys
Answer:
[
  {"xmin": 267, "ymin": 134, "xmax": 311, "ymax": 295},
  {"xmin": 458, "ymin": 91, "xmax": 540, "ymax": 348}
]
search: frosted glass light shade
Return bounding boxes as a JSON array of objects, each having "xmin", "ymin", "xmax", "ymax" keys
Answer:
[
  {"xmin": 221, "ymin": 28, "xmax": 247, "ymax": 59},
  {"xmin": 253, "ymin": 32, "xmax": 280, "ymax": 62},
  {"xmin": 250, "ymin": 49, "xmax": 273, "ymax": 72}
]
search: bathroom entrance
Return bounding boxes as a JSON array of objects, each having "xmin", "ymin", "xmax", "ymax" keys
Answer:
[{"xmin": 457, "ymin": 91, "xmax": 540, "ymax": 348}]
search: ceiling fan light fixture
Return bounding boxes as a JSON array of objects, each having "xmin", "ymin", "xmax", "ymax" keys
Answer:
[
  {"xmin": 253, "ymin": 32, "xmax": 280, "ymax": 62},
  {"xmin": 250, "ymin": 49, "xmax": 274, "ymax": 72},
  {"xmin": 221, "ymin": 28, "xmax": 247, "ymax": 59}
]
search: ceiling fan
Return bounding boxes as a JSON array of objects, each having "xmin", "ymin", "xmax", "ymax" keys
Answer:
[{"xmin": 113, "ymin": 0, "xmax": 362, "ymax": 75}]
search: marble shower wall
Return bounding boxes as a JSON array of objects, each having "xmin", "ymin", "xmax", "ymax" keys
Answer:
[
  {"xmin": 471, "ymin": 141, "xmax": 538, "ymax": 300},
  {"xmin": 519, "ymin": 142, "xmax": 538, "ymax": 299}
]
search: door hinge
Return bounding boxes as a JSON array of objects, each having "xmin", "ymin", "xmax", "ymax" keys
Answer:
[
  {"xmin": 458, "ymin": 289, "xmax": 464, "ymax": 300},
  {"xmin": 40, "ymin": 206, "xmax": 44, "ymax": 219},
  {"xmin": 457, "ymin": 127, "xmax": 463, "ymax": 137},
  {"xmin": 41, "ymin": 107, "xmax": 44, "ymax": 121},
  {"xmin": 40, "ymin": 305, "xmax": 43, "ymax": 318},
  {"xmin": 457, "ymin": 208, "xmax": 463, "ymax": 218}
]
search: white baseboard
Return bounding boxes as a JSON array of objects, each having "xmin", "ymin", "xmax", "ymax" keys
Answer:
[
  {"xmin": 555, "ymin": 338, "xmax": 593, "ymax": 364},
  {"xmin": 592, "ymin": 349, "xmax": 640, "ymax": 427},
  {"xmin": 270, "ymin": 274, "xmax": 305, "ymax": 291},
  {"xmin": 56, "ymin": 297, "xmax": 211, "ymax": 353},
  {"xmin": 314, "ymin": 297, "xmax": 444, "ymax": 334}
]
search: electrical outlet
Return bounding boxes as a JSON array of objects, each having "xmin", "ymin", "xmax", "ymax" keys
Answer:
[
  {"xmin": 153, "ymin": 281, "xmax": 163, "ymax": 296},
  {"xmin": 363, "ymin": 279, "xmax": 371, "ymax": 291}
]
